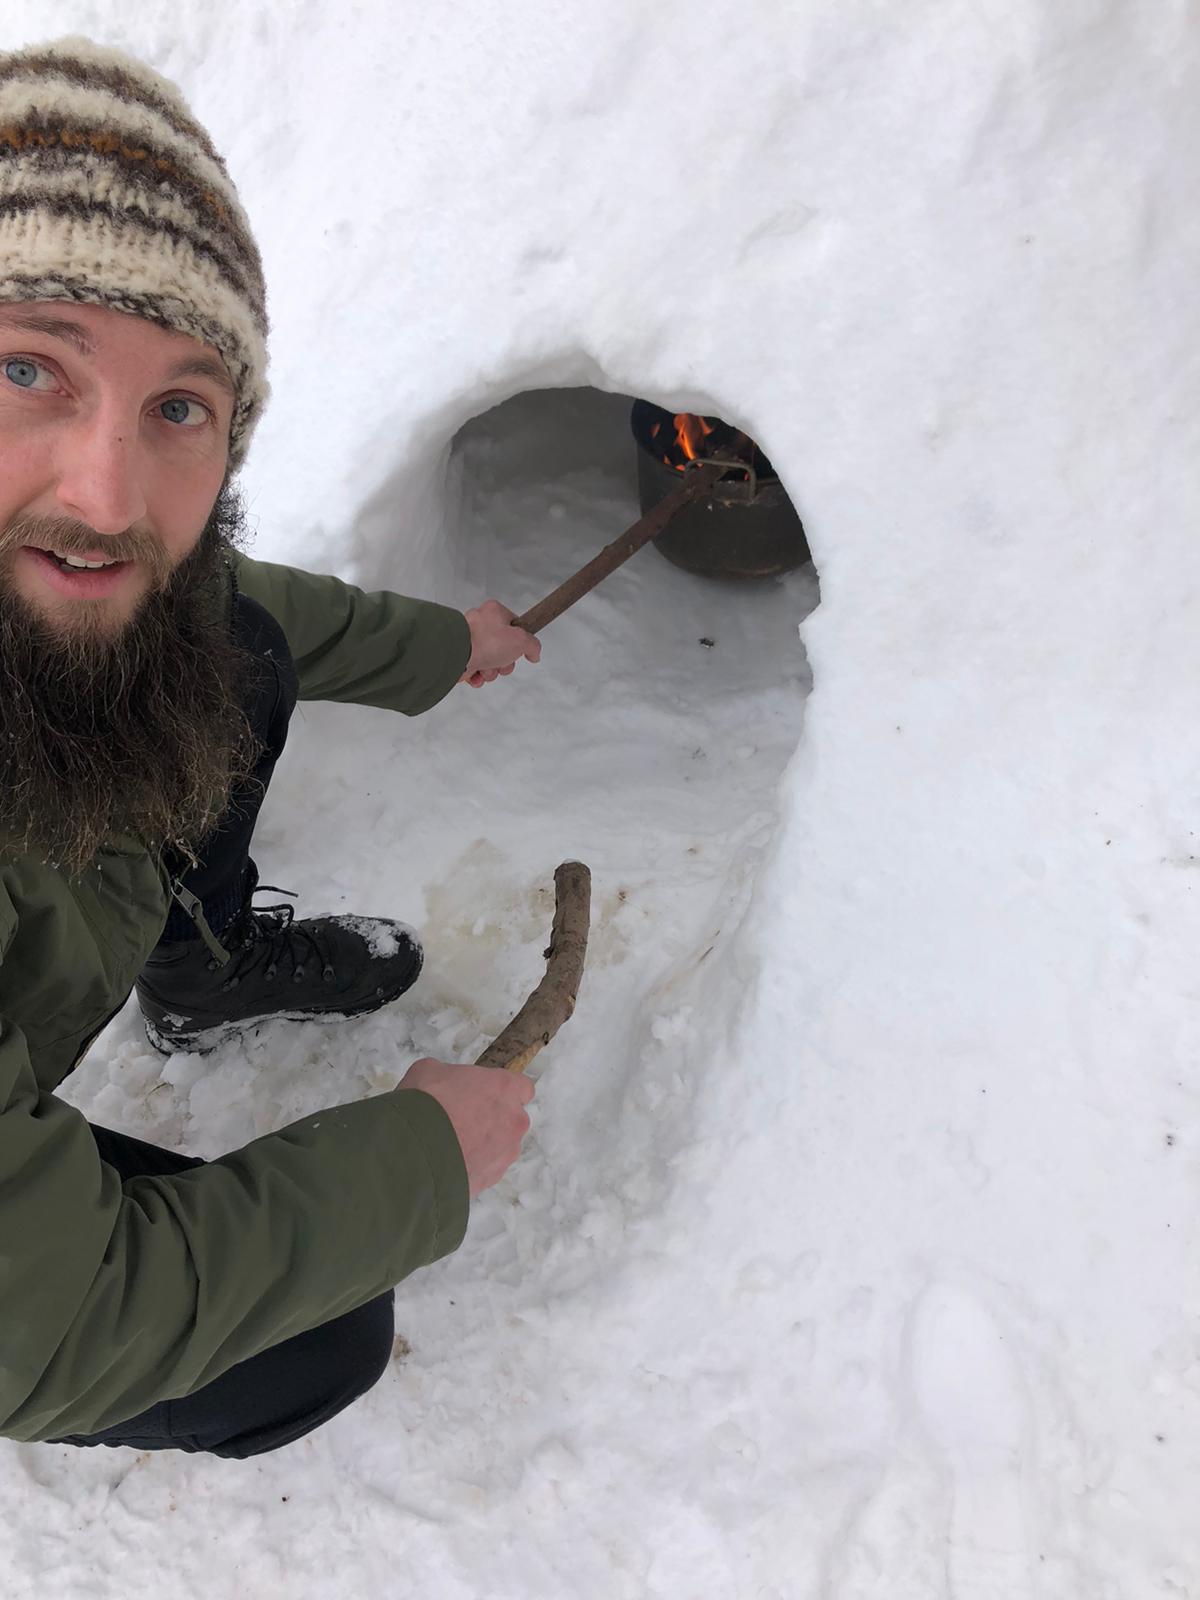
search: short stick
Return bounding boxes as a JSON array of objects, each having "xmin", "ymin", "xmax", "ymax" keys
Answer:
[{"xmin": 475, "ymin": 861, "xmax": 592, "ymax": 1073}]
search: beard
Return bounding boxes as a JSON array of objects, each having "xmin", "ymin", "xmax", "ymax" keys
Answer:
[{"xmin": 0, "ymin": 486, "xmax": 263, "ymax": 877}]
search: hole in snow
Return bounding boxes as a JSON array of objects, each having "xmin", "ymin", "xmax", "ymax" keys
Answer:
[{"xmin": 418, "ymin": 385, "xmax": 819, "ymax": 1036}]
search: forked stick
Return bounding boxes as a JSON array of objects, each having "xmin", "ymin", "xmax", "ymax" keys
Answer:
[{"xmin": 475, "ymin": 861, "xmax": 592, "ymax": 1073}]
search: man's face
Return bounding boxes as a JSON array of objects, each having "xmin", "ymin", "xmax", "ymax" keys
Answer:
[
  {"xmin": 0, "ymin": 300, "xmax": 235, "ymax": 635},
  {"xmin": 0, "ymin": 301, "xmax": 262, "ymax": 874}
]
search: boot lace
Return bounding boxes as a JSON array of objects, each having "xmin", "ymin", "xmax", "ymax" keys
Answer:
[{"xmin": 215, "ymin": 884, "xmax": 340, "ymax": 990}]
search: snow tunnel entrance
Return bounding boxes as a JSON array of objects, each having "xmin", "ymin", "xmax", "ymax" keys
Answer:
[{"xmin": 423, "ymin": 385, "xmax": 820, "ymax": 1044}]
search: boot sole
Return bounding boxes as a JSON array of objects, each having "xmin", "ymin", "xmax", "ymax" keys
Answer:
[{"xmin": 143, "ymin": 981, "xmax": 416, "ymax": 1057}]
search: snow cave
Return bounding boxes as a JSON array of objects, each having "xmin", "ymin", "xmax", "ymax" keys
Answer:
[{"xmin": 4, "ymin": 2, "xmax": 1197, "ymax": 1596}]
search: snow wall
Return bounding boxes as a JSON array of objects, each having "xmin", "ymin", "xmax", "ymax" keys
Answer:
[{"xmin": 5, "ymin": 1, "xmax": 1200, "ymax": 1595}]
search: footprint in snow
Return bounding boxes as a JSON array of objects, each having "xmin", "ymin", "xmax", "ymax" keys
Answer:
[{"xmin": 907, "ymin": 1282, "xmax": 1037, "ymax": 1600}]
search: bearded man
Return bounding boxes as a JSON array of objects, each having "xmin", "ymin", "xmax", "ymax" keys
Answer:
[{"xmin": 0, "ymin": 37, "xmax": 537, "ymax": 1457}]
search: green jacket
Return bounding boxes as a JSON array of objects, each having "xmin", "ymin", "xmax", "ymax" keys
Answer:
[{"xmin": 0, "ymin": 553, "xmax": 474, "ymax": 1442}]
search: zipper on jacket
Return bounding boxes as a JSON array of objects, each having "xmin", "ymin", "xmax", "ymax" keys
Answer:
[{"xmin": 168, "ymin": 879, "xmax": 233, "ymax": 968}]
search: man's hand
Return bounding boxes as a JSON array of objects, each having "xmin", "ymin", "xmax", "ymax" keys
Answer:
[
  {"xmin": 399, "ymin": 1058, "xmax": 535, "ymax": 1197},
  {"xmin": 460, "ymin": 600, "xmax": 541, "ymax": 687}
]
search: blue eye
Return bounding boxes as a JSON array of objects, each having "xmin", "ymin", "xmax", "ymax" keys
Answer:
[
  {"xmin": 160, "ymin": 397, "xmax": 207, "ymax": 427},
  {"xmin": 4, "ymin": 357, "xmax": 52, "ymax": 390}
]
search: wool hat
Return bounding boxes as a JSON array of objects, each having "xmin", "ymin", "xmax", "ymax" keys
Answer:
[{"xmin": 0, "ymin": 36, "xmax": 268, "ymax": 465}]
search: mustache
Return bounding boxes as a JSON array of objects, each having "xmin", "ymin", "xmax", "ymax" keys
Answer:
[{"xmin": 0, "ymin": 513, "xmax": 173, "ymax": 587}]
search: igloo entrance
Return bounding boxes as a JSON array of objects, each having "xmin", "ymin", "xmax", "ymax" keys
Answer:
[{"xmin": 412, "ymin": 385, "xmax": 819, "ymax": 1056}]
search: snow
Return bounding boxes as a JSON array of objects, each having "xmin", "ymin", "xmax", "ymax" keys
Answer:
[
  {"xmin": 3, "ymin": 3, "xmax": 1199, "ymax": 1597},
  {"xmin": 336, "ymin": 918, "xmax": 413, "ymax": 962}
]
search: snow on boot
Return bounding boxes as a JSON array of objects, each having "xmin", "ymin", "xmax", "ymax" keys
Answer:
[{"xmin": 137, "ymin": 876, "xmax": 423, "ymax": 1054}]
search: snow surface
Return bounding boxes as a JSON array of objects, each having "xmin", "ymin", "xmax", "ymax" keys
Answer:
[{"xmin": 3, "ymin": 3, "xmax": 1200, "ymax": 1597}]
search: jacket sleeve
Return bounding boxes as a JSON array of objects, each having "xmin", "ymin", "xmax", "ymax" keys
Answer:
[
  {"xmin": 0, "ymin": 1010, "xmax": 469, "ymax": 1442},
  {"xmin": 231, "ymin": 552, "xmax": 472, "ymax": 716}
]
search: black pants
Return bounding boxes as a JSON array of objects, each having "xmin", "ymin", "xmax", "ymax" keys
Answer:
[
  {"xmin": 54, "ymin": 594, "xmax": 397, "ymax": 1459},
  {"xmin": 159, "ymin": 588, "xmax": 300, "ymax": 939}
]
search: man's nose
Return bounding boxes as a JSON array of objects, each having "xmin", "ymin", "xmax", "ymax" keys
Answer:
[{"xmin": 53, "ymin": 411, "xmax": 148, "ymax": 537}]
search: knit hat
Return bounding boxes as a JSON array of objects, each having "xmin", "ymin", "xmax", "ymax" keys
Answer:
[{"xmin": 0, "ymin": 36, "xmax": 268, "ymax": 465}]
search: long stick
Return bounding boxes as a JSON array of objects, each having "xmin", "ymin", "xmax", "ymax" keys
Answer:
[
  {"xmin": 515, "ymin": 464, "xmax": 720, "ymax": 635},
  {"xmin": 476, "ymin": 861, "xmax": 592, "ymax": 1074}
]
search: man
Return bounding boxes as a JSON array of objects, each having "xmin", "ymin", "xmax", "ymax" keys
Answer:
[{"xmin": 0, "ymin": 37, "xmax": 539, "ymax": 1457}]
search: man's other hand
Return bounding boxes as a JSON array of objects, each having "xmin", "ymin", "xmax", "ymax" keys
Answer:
[
  {"xmin": 399, "ymin": 1058, "xmax": 535, "ymax": 1197},
  {"xmin": 460, "ymin": 600, "xmax": 541, "ymax": 687}
]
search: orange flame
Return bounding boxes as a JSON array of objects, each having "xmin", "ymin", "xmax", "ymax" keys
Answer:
[
  {"xmin": 674, "ymin": 413, "xmax": 715, "ymax": 462},
  {"xmin": 648, "ymin": 410, "xmax": 761, "ymax": 475}
]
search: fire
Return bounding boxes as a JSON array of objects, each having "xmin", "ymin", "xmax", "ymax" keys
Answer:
[
  {"xmin": 674, "ymin": 413, "xmax": 715, "ymax": 461},
  {"xmin": 650, "ymin": 414, "xmax": 715, "ymax": 462},
  {"xmin": 649, "ymin": 410, "xmax": 759, "ymax": 474}
]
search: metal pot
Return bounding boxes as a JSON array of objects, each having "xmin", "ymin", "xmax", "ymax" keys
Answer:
[{"xmin": 630, "ymin": 400, "xmax": 809, "ymax": 580}]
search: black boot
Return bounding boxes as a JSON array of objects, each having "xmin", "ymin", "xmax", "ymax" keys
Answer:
[{"xmin": 137, "ymin": 869, "xmax": 423, "ymax": 1054}]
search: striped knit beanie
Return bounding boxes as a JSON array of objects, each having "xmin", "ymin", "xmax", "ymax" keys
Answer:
[{"xmin": 0, "ymin": 37, "xmax": 268, "ymax": 465}]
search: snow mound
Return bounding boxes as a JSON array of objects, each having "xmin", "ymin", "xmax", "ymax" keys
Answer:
[{"xmin": 2, "ymin": 2, "xmax": 1198, "ymax": 1596}]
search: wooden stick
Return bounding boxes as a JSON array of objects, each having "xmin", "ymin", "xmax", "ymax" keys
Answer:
[
  {"xmin": 475, "ymin": 861, "xmax": 592, "ymax": 1074},
  {"xmin": 515, "ymin": 464, "xmax": 721, "ymax": 635}
]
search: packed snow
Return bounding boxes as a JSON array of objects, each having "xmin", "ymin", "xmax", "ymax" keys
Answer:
[{"xmin": 3, "ymin": 3, "xmax": 1199, "ymax": 1598}]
